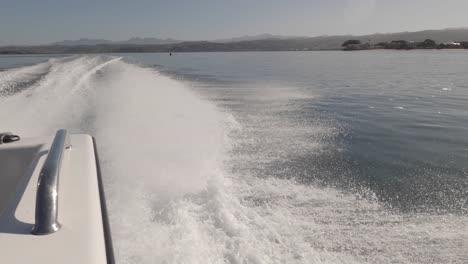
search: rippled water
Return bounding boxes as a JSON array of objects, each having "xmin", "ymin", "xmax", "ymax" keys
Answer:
[
  {"xmin": 127, "ymin": 51, "xmax": 468, "ymax": 213},
  {"xmin": 0, "ymin": 51, "xmax": 467, "ymax": 263}
]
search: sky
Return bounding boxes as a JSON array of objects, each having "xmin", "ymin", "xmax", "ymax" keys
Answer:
[{"xmin": 0, "ymin": 0, "xmax": 467, "ymax": 46}]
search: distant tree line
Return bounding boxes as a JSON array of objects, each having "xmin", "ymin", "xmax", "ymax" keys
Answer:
[
  {"xmin": 1, "ymin": 37, "xmax": 467, "ymax": 54},
  {"xmin": 342, "ymin": 40, "xmax": 362, "ymax": 47},
  {"xmin": 342, "ymin": 39, "xmax": 468, "ymax": 50}
]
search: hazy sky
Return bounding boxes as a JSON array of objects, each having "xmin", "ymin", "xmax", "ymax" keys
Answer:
[{"xmin": 1, "ymin": 0, "xmax": 467, "ymax": 46}]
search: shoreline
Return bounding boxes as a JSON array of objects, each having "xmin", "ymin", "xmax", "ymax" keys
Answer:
[{"xmin": 1, "ymin": 48, "xmax": 467, "ymax": 55}]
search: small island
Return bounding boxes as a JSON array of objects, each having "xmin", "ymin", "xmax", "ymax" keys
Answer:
[{"xmin": 342, "ymin": 39, "xmax": 468, "ymax": 51}]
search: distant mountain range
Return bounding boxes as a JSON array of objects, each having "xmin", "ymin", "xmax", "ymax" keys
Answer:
[
  {"xmin": 49, "ymin": 28, "xmax": 468, "ymax": 46},
  {"xmin": 212, "ymin": 34, "xmax": 307, "ymax": 43},
  {"xmin": 50, "ymin": 34, "xmax": 302, "ymax": 46},
  {"xmin": 1, "ymin": 28, "xmax": 467, "ymax": 54},
  {"xmin": 51, "ymin": 37, "xmax": 182, "ymax": 46},
  {"xmin": 350, "ymin": 27, "xmax": 468, "ymax": 44}
]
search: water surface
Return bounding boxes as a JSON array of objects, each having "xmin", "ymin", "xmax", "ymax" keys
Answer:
[{"xmin": 0, "ymin": 51, "xmax": 467, "ymax": 263}]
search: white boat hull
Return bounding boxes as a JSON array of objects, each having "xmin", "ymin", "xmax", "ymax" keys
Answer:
[{"xmin": 0, "ymin": 133, "xmax": 114, "ymax": 264}]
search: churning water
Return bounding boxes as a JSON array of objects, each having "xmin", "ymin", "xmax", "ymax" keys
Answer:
[{"xmin": 0, "ymin": 52, "xmax": 467, "ymax": 263}]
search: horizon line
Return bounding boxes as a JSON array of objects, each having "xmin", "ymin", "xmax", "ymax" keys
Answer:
[{"xmin": 3, "ymin": 26, "xmax": 468, "ymax": 48}]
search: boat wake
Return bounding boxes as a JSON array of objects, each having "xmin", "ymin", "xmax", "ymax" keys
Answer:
[{"xmin": 0, "ymin": 56, "xmax": 466, "ymax": 264}]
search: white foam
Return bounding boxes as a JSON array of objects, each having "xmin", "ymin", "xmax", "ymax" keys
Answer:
[
  {"xmin": 0, "ymin": 61, "xmax": 51, "ymax": 95},
  {"xmin": 1, "ymin": 56, "xmax": 466, "ymax": 264}
]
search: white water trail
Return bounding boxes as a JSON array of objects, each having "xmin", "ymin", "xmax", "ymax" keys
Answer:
[{"xmin": 0, "ymin": 56, "xmax": 466, "ymax": 264}]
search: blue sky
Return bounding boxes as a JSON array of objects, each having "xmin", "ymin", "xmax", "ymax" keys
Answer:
[{"xmin": 0, "ymin": 0, "xmax": 467, "ymax": 46}]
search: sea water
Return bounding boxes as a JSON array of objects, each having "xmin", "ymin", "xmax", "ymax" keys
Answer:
[{"xmin": 0, "ymin": 51, "xmax": 467, "ymax": 263}]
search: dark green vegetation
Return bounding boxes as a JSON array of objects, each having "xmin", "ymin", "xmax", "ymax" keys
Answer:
[
  {"xmin": 341, "ymin": 40, "xmax": 362, "ymax": 47},
  {"xmin": 343, "ymin": 38, "xmax": 467, "ymax": 50},
  {"xmin": 1, "ymin": 28, "xmax": 467, "ymax": 54}
]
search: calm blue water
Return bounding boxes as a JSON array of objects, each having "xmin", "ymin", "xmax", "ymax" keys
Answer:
[{"xmin": 0, "ymin": 54, "xmax": 66, "ymax": 70}]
